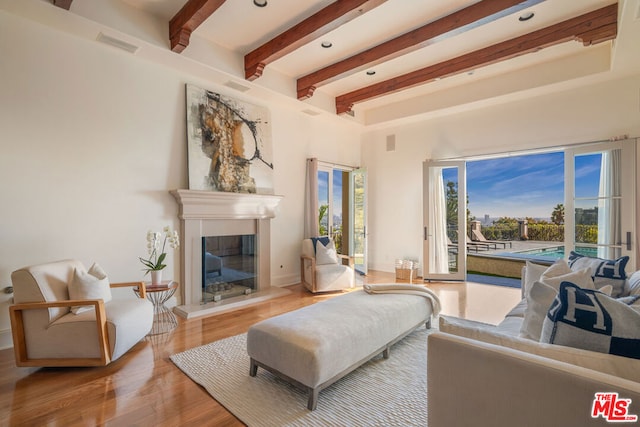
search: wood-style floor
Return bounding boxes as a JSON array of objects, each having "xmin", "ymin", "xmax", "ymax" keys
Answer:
[{"xmin": 0, "ymin": 271, "xmax": 521, "ymax": 426}]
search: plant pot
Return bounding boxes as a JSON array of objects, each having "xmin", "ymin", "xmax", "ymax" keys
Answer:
[{"xmin": 151, "ymin": 270, "xmax": 163, "ymax": 285}]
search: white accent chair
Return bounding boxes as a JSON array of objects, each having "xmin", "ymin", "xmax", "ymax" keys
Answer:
[
  {"xmin": 9, "ymin": 259, "xmax": 154, "ymax": 367},
  {"xmin": 300, "ymin": 238, "xmax": 355, "ymax": 293}
]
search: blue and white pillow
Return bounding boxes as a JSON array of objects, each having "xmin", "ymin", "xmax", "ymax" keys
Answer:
[
  {"xmin": 540, "ymin": 282, "xmax": 640, "ymax": 360},
  {"xmin": 567, "ymin": 251, "xmax": 629, "ymax": 298},
  {"xmin": 310, "ymin": 236, "xmax": 331, "ymax": 254}
]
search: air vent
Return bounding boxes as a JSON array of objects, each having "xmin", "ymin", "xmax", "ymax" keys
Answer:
[
  {"xmin": 96, "ymin": 32, "xmax": 139, "ymax": 54},
  {"xmin": 386, "ymin": 134, "xmax": 396, "ymax": 152},
  {"xmin": 223, "ymin": 81, "xmax": 251, "ymax": 92},
  {"xmin": 302, "ymin": 109, "xmax": 321, "ymax": 116}
]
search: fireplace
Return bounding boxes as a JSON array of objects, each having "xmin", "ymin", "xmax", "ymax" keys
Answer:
[
  {"xmin": 170, "ymin": 189, "xmax": 289, "ymax": 319},
  {"xmin": 202, "ymin": 234, "xmax": 256, "ymax": 302}
]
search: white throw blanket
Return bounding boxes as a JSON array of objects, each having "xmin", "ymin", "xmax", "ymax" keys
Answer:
[{"xmin": 363, "ymin": 283, "xmax": 441, "ymax": 317}]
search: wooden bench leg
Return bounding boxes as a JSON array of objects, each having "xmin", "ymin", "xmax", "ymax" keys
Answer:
[{"xmin": 249, "ymin": 358, "xmax": 258, "ymax": 377}]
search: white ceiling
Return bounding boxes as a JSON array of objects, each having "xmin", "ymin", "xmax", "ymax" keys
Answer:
[{"xmin": 61, "ymin": 0, "xmax": 640, "ymax": 126}]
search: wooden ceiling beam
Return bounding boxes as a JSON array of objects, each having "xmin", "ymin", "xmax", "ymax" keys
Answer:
[
  {"xmin": 52, "ymin": 0, "xmax": 73, "ymax": 10},
  {"xmin": 169, "ymin": 0, "xmax": 227, "ymax": 53},
  {"xmin": 298, "ymin": 0, "xmax": 545, "ymax": 100},
  {"xmin": 335, "ymin": 3, "xmax": 618, "ymax": 115},
  {"xmin": 244, "ymin": 0, "xmax": 387, "ymax": 81}
]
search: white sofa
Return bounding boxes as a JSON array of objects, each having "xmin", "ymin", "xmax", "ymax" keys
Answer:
[{"xmin": 428, "ymin": 259, "xmax": 640, "ymax": 427}]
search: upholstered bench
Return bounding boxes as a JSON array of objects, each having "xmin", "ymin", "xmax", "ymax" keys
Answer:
[{"xmin": 247, "ymin": 285, "xmax": 439, "ymax": 410}]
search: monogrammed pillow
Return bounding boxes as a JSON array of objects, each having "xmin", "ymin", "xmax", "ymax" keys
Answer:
[
  {"xmin": 541, "ymin": 282, "xmax": 640, "ymax": 360},
  {"xmin": 567, "ymin": 252, "xmax": 629, "ymax": 298}
]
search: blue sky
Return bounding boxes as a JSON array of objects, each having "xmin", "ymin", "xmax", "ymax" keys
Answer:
[
  {"xmin": 318, "ymin": 152, "xmax": 603, "ymax": 221},
  {"xmin": 443, "ymin": 152, "xmax": 602, "ymax": 219},
  {"xmin": 318, "ymin": 170, "xmax": 343, "ymax": 219}
]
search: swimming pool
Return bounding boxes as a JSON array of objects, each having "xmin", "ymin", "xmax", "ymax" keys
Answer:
[{"xmin": 516, "ymin": 246, "xmax": 598, "ymax": 259}]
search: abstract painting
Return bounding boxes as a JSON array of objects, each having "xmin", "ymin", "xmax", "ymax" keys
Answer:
[{"xmin": 185, "ymin": 84, "xmax": 274, "ymax": 193}]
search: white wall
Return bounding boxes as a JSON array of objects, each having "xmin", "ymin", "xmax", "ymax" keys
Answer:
[
  {"xmin": 0, "ymin": 10, "xmax": 361, "ymax": 348},
  {"xmin": 362, "ymin": 74, "xmax": 640, "ymax": 273},
  {"xmin": 269, "ymin": 107, "xmax": 361, "ymax": 285}
]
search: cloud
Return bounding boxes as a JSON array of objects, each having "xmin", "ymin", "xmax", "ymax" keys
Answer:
[
  {"xmin": 435, "ymin": 151, "xmax": 602, "ymax": 219},
  {"xmin": 462, "ymin": 152, "xmax": 589, "ymax": 219}
]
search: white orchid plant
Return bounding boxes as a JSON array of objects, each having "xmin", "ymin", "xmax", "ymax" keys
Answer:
[{"xmin": 139, "ymin": 226, "xmax": 180, "ymax": 275}]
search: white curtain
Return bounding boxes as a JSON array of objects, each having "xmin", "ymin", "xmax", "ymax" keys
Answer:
[
  {"xmin": 597, "ymin": 149, "xmax": 621, "ymax": 259},
  {"xmin": 304, "ymin": 158, "xmax": 319, "ymax": 238},
  {"xmin": 429, "ymin": 167, "xmax": 450, "ymax": 274}
]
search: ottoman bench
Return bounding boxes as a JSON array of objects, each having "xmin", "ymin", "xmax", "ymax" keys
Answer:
[{"xmin": 247, "ymin": 284, "xmax": 439, "ymax": 410}]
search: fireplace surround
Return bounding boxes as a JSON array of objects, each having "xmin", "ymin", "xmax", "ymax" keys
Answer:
[{"xmin": 170, "ymin": 189, "xmax": 289, "ymax": 319}]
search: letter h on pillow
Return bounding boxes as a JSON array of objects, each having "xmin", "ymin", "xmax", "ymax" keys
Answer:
[
  {"xmin": 567, "ymin": 251, "xmax": 629, "ymax": 297},
  {"xmin": 541, "ymin": 282, "xmax": 640, "ymax": 360}
]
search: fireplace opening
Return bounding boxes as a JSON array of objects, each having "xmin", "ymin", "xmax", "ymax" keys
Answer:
[{"xmin": 202, "ymin": 235, "xmax": 256, "ymax": 303}]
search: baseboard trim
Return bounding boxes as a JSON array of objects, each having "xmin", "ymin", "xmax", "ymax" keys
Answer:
[{"xmin": 271, "ymin": 273, "xmax": 300, "ymax": 287}]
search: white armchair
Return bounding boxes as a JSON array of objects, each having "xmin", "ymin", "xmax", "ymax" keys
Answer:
[
  {"xmin": 300, "ymin": 238, "xmax": 355, "ymax": 293},
  {"xmin": 9, "ymin": 259, "xmax": 154, "ymax": 367}
]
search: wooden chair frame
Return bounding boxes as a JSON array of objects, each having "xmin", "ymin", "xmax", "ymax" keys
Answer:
[{"xmin": 9, "ymin": 282, "xmax": 146, "ymax": 367}]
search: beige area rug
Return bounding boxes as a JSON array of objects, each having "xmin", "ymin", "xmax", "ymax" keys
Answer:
[{"xmin": 170, "ymin": 328, "xmax": 433, "ymax": 426}]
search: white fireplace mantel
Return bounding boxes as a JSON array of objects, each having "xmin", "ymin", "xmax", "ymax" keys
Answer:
[
  {"xmin": 170, "ymin": 189, "xmax": 287, "ymax": 319},
  {"xmin": 170, "ymin": 189, "xmax": 283, "ymax": 220}
]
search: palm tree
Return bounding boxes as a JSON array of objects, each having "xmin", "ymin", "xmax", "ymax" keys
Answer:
[
  {"xmin": 551, "ymin": 203, "xmax": 565, "ymax": 225},
  {"xmin": 318, "ymin": 204, "xmax": 328, "ymax": 236}
]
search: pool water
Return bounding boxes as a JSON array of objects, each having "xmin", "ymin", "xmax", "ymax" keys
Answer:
[{"xmin": 517, "ymin": 246, "xmax": 598, "ymax": 259}]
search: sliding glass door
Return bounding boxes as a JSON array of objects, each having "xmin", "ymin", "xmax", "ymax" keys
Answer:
[
  {"xmin": 565, "ymin": 140, "xmax": 636, "ymax": 269},
  {"xmin": 423, "ymin": 139, "xmax": 636, "ymax": 281}
]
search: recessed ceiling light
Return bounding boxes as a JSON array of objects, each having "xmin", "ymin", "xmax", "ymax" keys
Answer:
[
  {"xmin": 321, "ymin": 41, "xmax": 333, "ymax": 48},
  {"xmin": 253, "ymin": 0, "xmax": 267, "ymax": 7},
  {"xmin": 366, "ymin": 70, "xmax": 376, "ymax": 76},
  {"xmin": 519, "ymin": 11, "xmax": 535, "ymax": 21}
]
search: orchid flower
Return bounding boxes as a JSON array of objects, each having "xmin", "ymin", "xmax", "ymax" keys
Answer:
[{"xmin": 139, "ymin": 226, "xmax": 180, "ymax": 275}]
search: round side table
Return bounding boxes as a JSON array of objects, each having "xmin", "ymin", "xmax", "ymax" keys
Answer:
[{"xmin": 135, "ymin": 280, "xmax": 179, "ymax": 335}]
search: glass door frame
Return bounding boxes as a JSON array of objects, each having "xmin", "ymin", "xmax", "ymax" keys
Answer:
[
  {"xmin": 317, "ymin": 163, "xmax": 364, "ymax": 263},
  {"xmin": 423, "ymin": 160, "xmax": 467, "ymax": 281},
  {"xmin": 349, "ymin": 168, "xmax": 367, "ymax": 275},
  {"xmin": 565, "ymin": 139, "xmax": 636, "ymax": 270}
]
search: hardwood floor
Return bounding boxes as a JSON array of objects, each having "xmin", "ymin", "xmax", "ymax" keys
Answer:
[{"xmin": 0, "ymin": 271, "xmax": 521, "ymax": 426}]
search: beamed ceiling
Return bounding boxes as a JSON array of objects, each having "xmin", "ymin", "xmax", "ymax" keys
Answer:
[{"xmin": 51, "ymin": 0, "xmax": 640, "ymax": 126}]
